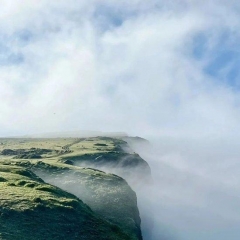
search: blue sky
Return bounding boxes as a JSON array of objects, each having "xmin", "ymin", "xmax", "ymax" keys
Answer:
[
  {"xmin": 1, "ymin": 1, "xmax": 240, "ymax": 239},
  {"xmin": 192, "ymin": 31, "xmax": 240, "ymax": 89}
]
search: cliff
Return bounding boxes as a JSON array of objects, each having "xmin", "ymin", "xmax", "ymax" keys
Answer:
[{"xmin": 0, "ymin": 136, "xmax": 152, "ymax": 240}]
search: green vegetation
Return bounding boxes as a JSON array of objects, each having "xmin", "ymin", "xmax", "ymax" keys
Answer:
[
  {"xmin": 0, "ymin": 136, "xmax": 150, "ymax": 240},
  {"xmin": 0, "ymin": 164, "xmax": 133, "ymax": 240}
]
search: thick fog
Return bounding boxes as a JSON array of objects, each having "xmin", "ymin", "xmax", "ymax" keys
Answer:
[{"xmin": 128, "ymin": 137, "xmax": 240, "ymax": 240}]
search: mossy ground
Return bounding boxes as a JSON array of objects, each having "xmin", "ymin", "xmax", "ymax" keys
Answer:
[
  {"xmin": 0, "ymin": 136, "xmax": 147, "ymax": 240},
  {"xmin": 0, "ymin": 164, "xmax": 133, "ymax": 240}
]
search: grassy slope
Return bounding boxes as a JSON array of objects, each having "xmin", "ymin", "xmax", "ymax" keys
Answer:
[
  {"xmin": 0, "ymin": 164, "xmax": 131, "ymax": 240},
  {"xmin": 0, "ymin": 136, "xmax": 150, "ymax": 240}
]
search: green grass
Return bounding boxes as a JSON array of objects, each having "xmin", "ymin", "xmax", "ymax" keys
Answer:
[
  {"xmin": 0, "ymin": 136, "xmax": 148, "ymax": 240},
  {"xmin": 0, "ymin": 164, "xmax": 134, "ymax": 240}
]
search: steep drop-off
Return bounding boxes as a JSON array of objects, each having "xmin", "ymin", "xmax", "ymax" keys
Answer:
[
  {"xmin": 0, "ymin": 136, "xmax": 152, "ymax": 240},
  {"xmin": 0, "ymin": 164, "xmax": 132, "ymax": 240}
]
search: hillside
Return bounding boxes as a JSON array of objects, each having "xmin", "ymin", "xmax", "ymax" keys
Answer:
[{"xmin": 0, "ymin": 136, "xmax": 151, "ymax": 240}]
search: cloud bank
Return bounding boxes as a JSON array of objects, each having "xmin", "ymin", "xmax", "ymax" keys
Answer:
[{"xmin": 0, "ymin": 0, "xmax": 240, "ymax": 138}]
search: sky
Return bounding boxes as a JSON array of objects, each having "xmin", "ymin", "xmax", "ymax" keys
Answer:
[
  {"xmin": 1, "ymin": 1, "xmax": 240, "ymax": 239},
  {"xmin": 1, "ymin": 0, "xmax": 240, "ymax": 138}
]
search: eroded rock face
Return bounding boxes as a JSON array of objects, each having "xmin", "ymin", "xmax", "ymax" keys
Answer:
[{"xmin": 0, "ymin": 165, "xmax": 132, "ymax": 240}]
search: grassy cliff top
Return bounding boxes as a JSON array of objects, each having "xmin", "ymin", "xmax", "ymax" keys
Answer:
[
  {"xmin": 0, "ymin": 136, "xmax": 149, "ymax": 240},
  {"xmin": 0, "ymin": 164, "xmax": 132, "ymax": 240}
]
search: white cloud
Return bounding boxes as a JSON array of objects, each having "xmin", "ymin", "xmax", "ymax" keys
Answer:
[{"xmin": 0, "ymin": 0, "xmax": 239, "ymax": 139}]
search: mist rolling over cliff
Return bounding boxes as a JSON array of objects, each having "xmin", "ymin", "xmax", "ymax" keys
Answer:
[
  {"xmin": 1, "ymin": 0, "xmax": 240, "ymax": 239},
  {"xmin": 2, "ymin": 135, "xmax": 240, "ymax": 240},
  {"xmin": 128, "ymin": 137, "xmax": 240, "ymax": 240},
  {"xmin": 0, "ymin": 136, "xmax": 153, "ymax": 239}
]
